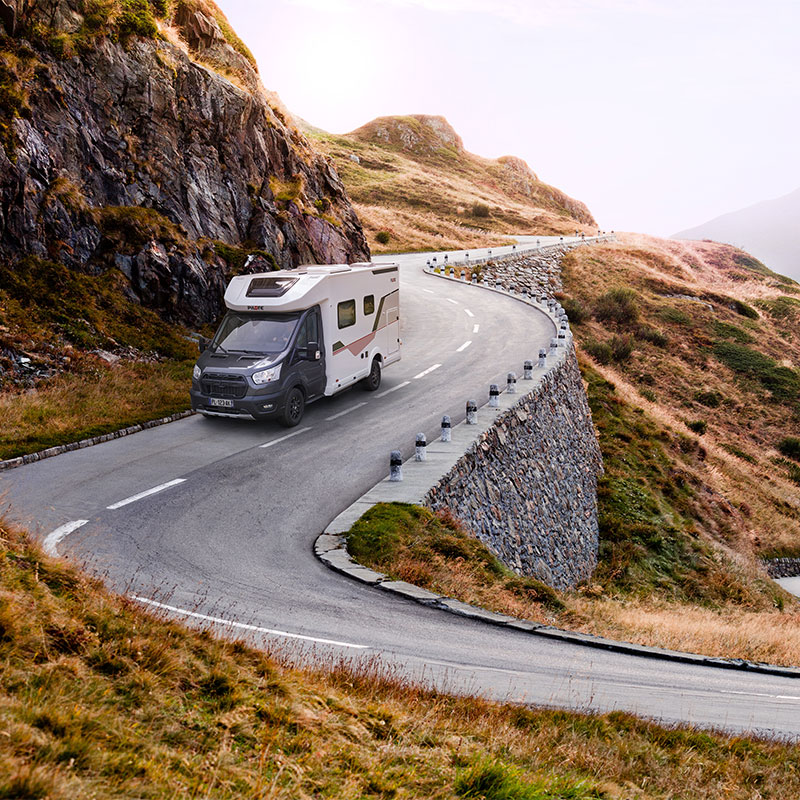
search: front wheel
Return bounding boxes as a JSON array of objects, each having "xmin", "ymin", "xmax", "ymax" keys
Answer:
[
  {"xmin": 279, "ymin": 386, "xmax": 305, "ymax": 427},
  {"xmin": 362, "ymin": 358, "xmax": 381, "ymax": 391}
]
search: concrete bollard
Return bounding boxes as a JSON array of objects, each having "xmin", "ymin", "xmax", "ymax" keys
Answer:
[
  {"xmin": 557, "ymin": 331, "xmax": 567, "ymax": 344},
  {"xmin": 538, "ymin": 348, "xmax": 547, "ymax": 368},
  {"xmin": 523, "ymin": 360, "xmax": 533, "ymax": 380},
  {"xmin": 415, "ymin": 432, "xmax": 427, "ymax": 462},
  {"xmin": 482, "ymin": 275, "xmax": 488, "ymax": 286},
  {"xmin": 460, "ymin": 270, "xmax": 466, "ymax": 281},
  {"xmin": 507, "ymin": 372, "xmax": 517, "ymax": 394},
  {"xmin": 449, "ymin": 267, "xmax": 455, "ymax": 277},
  {"xmin": 471, "ymin": 273, "xmax": 477, "ymax": 284},
  {"xmin": 441, "ymin": 415, "xmax": 451, "ymax": 442},
  {"xmin": 390, "ymin": 450, "xmax": 403, "ymax": 481},
  {"xmin": 466, "ymin": 399, "xmax": 477, "ymax": 425},
  {"xmin": 495, "ymin": 279, "xmax": 502, "ymax": 290},
  {"xmin": 489, "ymin": 384, "xmax": 500, "ymax": 407},
  {"xmin": 550, "ymin": 337, "xmax": 559, "ymax": 352}
]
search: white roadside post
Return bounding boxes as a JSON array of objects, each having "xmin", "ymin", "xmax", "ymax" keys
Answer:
[
  {"xmin": 489, "ymin": 384, "xmax": 500, "ymax": 408},
  {"xmin": 523, "ymin": 360, "xmax": 533, "ymax": 380},
  {"xmin": 466, "ymin": 399, "xmax": 477, "ymax": 425},
  {"xmin": 389, "ymin": 450, "xmax": 403, "ymax": 482},
  {"xmin": 507, "ymin": 372, "xmax": 517, "ymax": 394},
  {"xmin": 441, "ymin": 414, "xmax": 451, "ymax": 442},
  {"xmin": 538, "ymin": 348, "xmax": 547, "ymax": 369},
  {"xmin": 415, "ymin": 433, "xmax": 427, "ymax": 462}
]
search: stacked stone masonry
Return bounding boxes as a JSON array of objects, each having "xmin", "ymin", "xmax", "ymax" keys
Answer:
[
  {"xmin": 424, "ymin": 351, "xmax": 603, "ymax": 591},
  {"xmin": 764, "ymin": 558, "xmax": 800, "ymax": 579}
]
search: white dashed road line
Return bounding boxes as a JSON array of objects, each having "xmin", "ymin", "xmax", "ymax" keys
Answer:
[
  {"xmin": 456, "ymin": 341, "xmax": 472, "ymax": 352},
  {"xmin": 413, "ymin": 364, "xmax": 442, "ymax": 380},
  {"xmin": 107, "ymin": 479, "xmax": 187, "ymax": 511},
  {"xmin": 446, "ymin": 298, "xmax": 459, "ymax": 305},
  {"xmin": 326, "ymin": 402, "xmax": 367, "ymax": 421},
  {"xmin": 464, "ymin": 308, "xmax": 474, "ymax": 318},
  {"xmin": 473, "ymin": 324, "xmax": 480, "ymax": 334},
  {"xmin": 260, "ymin": 427, "xmax": 312, "ymax": 448},
  {"xmin": 131, "ymin": 596, "xmax": 369, "ymax": 650},
  {"xmin": 422, "ymin": 288, "xmax": 435, "ymax": 294},
  {"xmin": 376, "ymin": 381, "xmax": 410, "ymax": 398},
  {"xmin": 43, "ymin": 519, "xmax": 89, "ymax": 556}
]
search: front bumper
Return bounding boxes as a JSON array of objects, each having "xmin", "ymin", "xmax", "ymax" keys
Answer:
[{"xmin": 190, "ymin": 387, "xmax": 284, "ymax": 421}]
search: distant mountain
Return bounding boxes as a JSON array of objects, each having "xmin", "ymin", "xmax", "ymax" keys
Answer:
[{"xmin": 673, "ymin": 188, "xmax": 800, "ymax": 282}]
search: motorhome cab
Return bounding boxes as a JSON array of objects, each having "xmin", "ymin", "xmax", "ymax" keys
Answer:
[{"xmin": 190, "ymin": 263, "xmax": 401, "ymax": 427}]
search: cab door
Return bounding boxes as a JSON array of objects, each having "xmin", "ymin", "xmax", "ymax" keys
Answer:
[{"xmin": 292, "ymin": 308, "xmax": 326, "ymax": 400}]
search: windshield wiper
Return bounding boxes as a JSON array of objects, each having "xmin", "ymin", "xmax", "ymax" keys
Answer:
[{"xmin": 211, "ymin": 342, "xmax": 230, "ymax": 354}]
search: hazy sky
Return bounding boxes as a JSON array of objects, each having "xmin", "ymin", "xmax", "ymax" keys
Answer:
[{"xmin": 219, "ymin": 0, "xmax": 800, "ymax": 237}]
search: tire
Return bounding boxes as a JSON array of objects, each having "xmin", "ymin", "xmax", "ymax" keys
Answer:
[
  {"xmin": 362, "ymin": 357, "xmax": 381, "ymax": 391},
  {"xmin": 279, "ymin": 386, "xmax": 305, "ymax": 427}
]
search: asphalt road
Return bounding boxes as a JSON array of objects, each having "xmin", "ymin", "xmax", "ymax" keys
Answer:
[{"xmin": 4, "ymin": 236, "xmax": 800, "ymax": 740}]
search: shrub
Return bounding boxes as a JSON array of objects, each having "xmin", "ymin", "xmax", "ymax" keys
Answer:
[
  {"xmin": 584, "ymin": 340, "xmax": 612, "ymax": 365},
  {"xmin": 594, "ymin": 287, "xmax": 640, "ymax": 324},
  {"xmin": 636, "ymin": 325, "xmax": 669, "ymax": 347},
  {"xmin": 687, "ymin": 420, "xmax": 707, "ymax": 435},
  {"xmin": 732, "ymin": 299, "xmax": 759, "ymax": 319},
  {"xmin": 778, "ymin": 437, "xmax": 800, "ymax": 461},
  {"xmin": 712, "ymin": 320, "xmax": 753, "ymax": 344},
  {"xmin": 694, "ymin": 391, "xmax": 722, "ymax": 408},
  {"xmin": 640, "ymin": 388, "xmax": 656, "ymax": 402},
  {"xmin": 471, "ymin": 202, "xmax": 490, "ymax": 218},
  {"xmin": 658, "ymin": 307, "xmax": 691, "ymax": 325},
  {"xmin": 117, "ymin": 0, "xmax": 159, "ymax": 39},
  {"xmin": 375, "ymin": 231, "xmax": 390, "ymax": 245},
  {"xmin": 610, "ymin": 334, "xmax": 634, "ymax": 362},
  {"xmin": 789, "ymin": 465, "xmax": 800, "ymax": 486},
  {"xmin": 560, "ymin": 296, "xmax": 587, "ymax": 324}
]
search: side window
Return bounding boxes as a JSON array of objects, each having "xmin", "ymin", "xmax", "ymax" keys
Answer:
[
  {"xmin": 337, "ymin": 299, "xmax": 356, "ymax": 329},
  {"xmin": 364, "ymin": 295, "xmax": 375, "ymax": 316},
  {"xmin": 306, "ymin": 313, "xmax": 318, "ymax": 344},
  {"xmin": 295, "ymin": 318, "xmax": 309, "ymax": 348}
]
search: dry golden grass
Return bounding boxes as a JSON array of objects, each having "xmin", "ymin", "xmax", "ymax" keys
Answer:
[
  {"xmin": 310, "ymin": 119, "xmax": 597, "ymax": 253},
  {"xmin": 565, "ymin": 598, "xmax": 800, "ymax": 665},
  {"xmin": 4, "ymin": 515, "xmax": 800, "ymax": 799},
  {"xmin": 0, "ymin": 359, "xmax": 193, "ymax": 460}
]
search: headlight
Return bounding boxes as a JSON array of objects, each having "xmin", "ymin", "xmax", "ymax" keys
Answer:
[
  {"xmin": 253, "ymin": 363, "xmax": 282, "ymax": 385},
  {"xmin": 193, "ymin": 365, "xmax": 202, "ymax": 380}
]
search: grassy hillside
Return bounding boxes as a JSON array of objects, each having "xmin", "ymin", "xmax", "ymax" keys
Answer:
[
  {"xmin": 345, "ymin": 234, "xmax": 800, "ymax": 664},
  {"xmin": 310, "ymin": 114, "xmax": 597, "ymax": 254},
  {"xmin": 3, "ymin": 516, "xmax": 800, "ymax": 799}
]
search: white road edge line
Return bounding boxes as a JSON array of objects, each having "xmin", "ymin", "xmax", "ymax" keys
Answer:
[
  {"xmin": 43, "ymin": 520, "xmax": 88, "ymax": 557},
  {"xmin": 446, "ymin": 298, "xmax": 459, "ymax": 305},
  {"xmin": 456, "ymin": 341, "xmax": 472, "ymax": 352},
  {"xmin": 413, "ymin": 364, "xmax": 442, "ymax": 380},
  {"xmin": 326, "ymin": 402, "xmax": 367, "ymax": 421},
  {"xmin": 131, "ymin": 596, "xmax": 368, "ymax": 650},
  {"xmin": 376, "ymin": 380, "xmax": 411, "ymax": 398},
  {"xmin": 473, "ymin": 324, "xmax": 480, "ymax": 334},
  {"xmin": 464, "ymin": 308, "xmax": 474, "ymax": 318},
  {"xmin": 260, "ymin": 426, "xmax": 312, "ymax": 448},
  {"xmin": 107, "ymin": 478, "xmax": 187, "ymax": 510}
]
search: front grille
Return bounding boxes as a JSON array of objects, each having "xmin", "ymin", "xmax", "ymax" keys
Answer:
[{"xmin": 201, "ymin": 373, "xmax": 248, "ymax": 399}]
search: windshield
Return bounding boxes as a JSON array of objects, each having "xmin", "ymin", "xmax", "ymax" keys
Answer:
[{"xmin": 211, "ymin": 312, "xmax": 300, "ymax": 355}]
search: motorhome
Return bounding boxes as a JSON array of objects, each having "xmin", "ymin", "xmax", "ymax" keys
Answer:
[{"xmin": 190, "ymin": 263, "xmax": 401, "ymax": 426}]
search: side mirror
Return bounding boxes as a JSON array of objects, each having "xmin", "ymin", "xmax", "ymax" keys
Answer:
[
  {"xmin": 305, "ymin": 342, "xmax": 321, "ymax": 361},
  {"xmin": 197, "ymin": 336, "xmax": 209, "ymax": 353}
]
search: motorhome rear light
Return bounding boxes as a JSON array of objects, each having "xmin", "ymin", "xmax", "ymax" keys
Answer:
[{"xmin": 246, "ymin": 276, "xmax": 299, "ymax": 297}]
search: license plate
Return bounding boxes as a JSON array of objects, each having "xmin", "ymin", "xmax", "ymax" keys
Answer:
[{"xmin": 210, "ymin": 398, "xmax": 234, "ymax": 408}]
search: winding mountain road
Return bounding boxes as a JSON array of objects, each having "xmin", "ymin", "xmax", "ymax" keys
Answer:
[{"xmin": 4, "ymin": 236, "xmax": 800, "ymax": 739}]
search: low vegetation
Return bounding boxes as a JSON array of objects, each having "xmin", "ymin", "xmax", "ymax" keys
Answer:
[
  {"xmin": 0, "ymin": 255, "xmax": 199, "ymax": 459},
  {"xmin": 3, "ymin": 517, "xmax": 800, "ymax": 799}
]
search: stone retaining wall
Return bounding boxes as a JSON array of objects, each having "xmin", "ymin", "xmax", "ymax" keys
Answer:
[
  {"xmin": 424, "ymin": 350, "xmax": 603, "ymax": 590},
  {"xmin": 764, "ymin": 558, "xmax": 800, "ymax": 579}
]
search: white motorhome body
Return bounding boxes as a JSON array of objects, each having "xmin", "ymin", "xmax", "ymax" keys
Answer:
[{"xmin": 223, "ymin": 263, "xmax": 401, "ymax": 396}]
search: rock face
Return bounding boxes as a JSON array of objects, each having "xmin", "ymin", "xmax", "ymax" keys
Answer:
[
  {"xmin": 351, "ymin": 114, "xmax": 465, "ymax": 158},
  {"xmin": 0, "ymin": 0, "xmax": 370, "ymax": 325}
]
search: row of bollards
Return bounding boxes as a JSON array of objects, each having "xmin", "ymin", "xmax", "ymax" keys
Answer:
[{"xmin": 388, "ymin": 358, "xmax": 553, "ymax": 482}]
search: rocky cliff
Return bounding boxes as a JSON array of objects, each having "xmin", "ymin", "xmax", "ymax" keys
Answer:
[{"xmin": 0, "ymin": 0, "xmax": 370, "ymax": 325}]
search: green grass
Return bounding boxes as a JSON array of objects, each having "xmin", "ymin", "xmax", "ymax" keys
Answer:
[{"xmin": 713, "ymin": 341, "xmax": 800, "ymax": 404}]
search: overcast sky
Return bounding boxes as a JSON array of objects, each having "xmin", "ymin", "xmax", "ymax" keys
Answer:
[{"xmin": 219, "ymin": 0, "xmax": 800, "ymax": 237}]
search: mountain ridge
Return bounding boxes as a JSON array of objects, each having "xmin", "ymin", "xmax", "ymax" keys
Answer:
[{"xmin": 673, "ymin": 187, "xmax": 800, "ymax": 282}]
